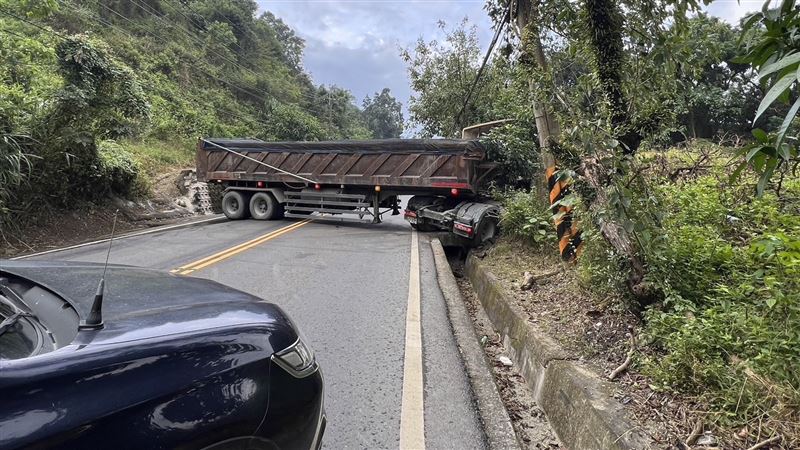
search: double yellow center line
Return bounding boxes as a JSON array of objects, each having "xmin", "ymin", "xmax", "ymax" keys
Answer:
[{"xmin": 171, "ymin": 219, "xmax": 312, "ymax": 275}]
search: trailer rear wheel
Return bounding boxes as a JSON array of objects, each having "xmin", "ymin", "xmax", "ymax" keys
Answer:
[
  {"xmin": 250, "ymin": 192, "xmax": 282, "ymax": 220},
  {"xmin": 474, "ymin": 216, "xmax": 498, "ymax": 244},
  {"xmin": 222, "ymin": 191, "xmax": 250, "ymax": 220}
]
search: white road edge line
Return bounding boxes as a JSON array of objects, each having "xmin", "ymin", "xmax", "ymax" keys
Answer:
[
  {"xmin": 10, "ymin": 215, "xmax": 224, "ymax": 260},
  {"xmin": 399, "ymin": 230, "xmax": 425, "ymax": 450}
]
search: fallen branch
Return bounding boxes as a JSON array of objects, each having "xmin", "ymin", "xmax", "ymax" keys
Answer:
[
  {"xmin": 520, "ymin": 269, "xmax": 560, "ymax": 290},
  {"xmin": 609, "ymin": 333, "xmax": 637, "ymax": 380},
  {"xmin": 685, "ymin": 418, "xmax": 704, "ymax": 446},
  {"xmin": 746, "ymin": 435, "xmax": 781, "ymax": 450},
  {"xmin": 668, "ymin": 164, "xmax": 712, "ymax": 180}
]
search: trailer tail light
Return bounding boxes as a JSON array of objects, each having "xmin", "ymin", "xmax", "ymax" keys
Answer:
[
  {"xmin": 404, "ymin": 209, "xmax": 418, "ymax": 225},
  {"xmin": 453, "ymin": 222, "xmax": 473, "ymax": 237},
  {"xmin": 451, "ymin": 188, "xmax": 459, "ymax": 197},
  {"xmin": 257, "ymin": 181, "xmax": 265, "ymax": 188},
  {"xmin": 314, "ymin": 183, "xmax": 321, "ymax": 190}
]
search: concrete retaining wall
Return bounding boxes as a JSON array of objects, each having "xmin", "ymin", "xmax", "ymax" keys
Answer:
[{"xmin": 466, "ymin": 255, "xmax": 655, "ymax": 450}]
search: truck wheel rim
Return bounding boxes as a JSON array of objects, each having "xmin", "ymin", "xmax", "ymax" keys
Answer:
[{"xmin": 255, "ymin": 198, "xmax": 267, "ymax": 215}]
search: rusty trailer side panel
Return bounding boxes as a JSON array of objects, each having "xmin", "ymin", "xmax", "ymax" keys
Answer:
[{"xmin": 196, "ymin": 138, "xmax": 487, "ymax": 192}]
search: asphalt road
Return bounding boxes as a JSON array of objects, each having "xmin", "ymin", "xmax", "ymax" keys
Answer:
[{"xmin": 27, "ymin": 210, "xmax": 487, "ymax": 449}]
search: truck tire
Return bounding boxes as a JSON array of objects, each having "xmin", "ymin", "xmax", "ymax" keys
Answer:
[
  {"xmin": 474, "ymin": 216, "xmax": 499, "ymax": 244},
  {"xmin": 250, "ymin": 192, "xmax": 282, "ymax": 220},
  {"xmin": 222, "ymin": 191, "xmax": 250, "ymax": 220},
  {"xmin": 407, "ymin": 195, "xmax": 438, "ymax": 232}
]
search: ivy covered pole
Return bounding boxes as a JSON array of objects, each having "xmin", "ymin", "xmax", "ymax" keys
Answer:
[
  {"xmin": 585, "ymin": 0, "xmax": 641, "ymax": 154},
  {"xmin": 581, "ymin": 0, "xmax": 653, "ymax": 303}
]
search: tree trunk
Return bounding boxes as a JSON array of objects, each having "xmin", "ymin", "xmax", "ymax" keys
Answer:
[
  {"xmin": 512, "ymin": 0, "xmax": 654, "ymax": 305},
  {"xmin": 584, "ymin": 0, "xmax": 642, "ymax": 154},
  {"xmin": 578, "ymin": 158, "xmax": 649, "ymax": 298},
  {"xmin": 581, "ymin": 0, "xmax": 654, "ymax": 305}
]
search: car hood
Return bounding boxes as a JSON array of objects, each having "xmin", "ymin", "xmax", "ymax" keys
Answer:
[{"xmin": 0, "ymin": 260, "xmax": 297, "ymax": 348}]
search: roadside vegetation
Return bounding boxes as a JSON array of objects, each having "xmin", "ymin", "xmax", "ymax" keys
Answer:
[
  {"xmin": 0, "ymin": 0, "xmax": 405, "ymax": 238},
  {"xmin": 3, "ymin": 0, "xmax": 800, "ymax": 446},
  {"xmin": 405, "ymin": 0, "xmax": 799, "ymax": 447}
]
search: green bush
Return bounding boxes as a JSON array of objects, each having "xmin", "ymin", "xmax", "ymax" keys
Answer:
[
  {"xmin": 97, "ymin": 140, "xmax": 141, "ymax": 196},
  {"xmin": 576, "ymin": 225, "xmax": 631, "ymax": 298},
  {"xmin": 642, "ymin": 173, "xmax": 800, "ymax": 429},
  {"xmin": 496, "ymin": 189, "xmax": 557, "ymax": 248},
  {"xmin": 480, "ymin": 122, "xmax": 540, "ymax": 187}
]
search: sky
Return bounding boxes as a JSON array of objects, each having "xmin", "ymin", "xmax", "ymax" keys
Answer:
[{"xmin": 257, "ymin": 0, "xmax": 768, "ymax": 123}]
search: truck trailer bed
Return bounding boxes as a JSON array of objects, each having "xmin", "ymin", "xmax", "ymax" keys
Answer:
[{"xmin": 196, "ymin": 138, "xmax": 489, "ymax": 193}]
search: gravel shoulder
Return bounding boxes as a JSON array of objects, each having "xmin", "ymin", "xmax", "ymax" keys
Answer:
[{"xmin": 449, "ymin": 252, "xmax": 561, "ymax": 449}]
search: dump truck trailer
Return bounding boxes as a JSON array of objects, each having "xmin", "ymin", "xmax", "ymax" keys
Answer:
[{"xmin": 196, "ymin": 137, "xmax": 501, "ymax": 243}]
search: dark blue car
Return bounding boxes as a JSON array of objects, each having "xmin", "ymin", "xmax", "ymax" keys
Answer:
[{"xmin": 0, "ymin": 261, "xmax": 325, "ymax": 449}]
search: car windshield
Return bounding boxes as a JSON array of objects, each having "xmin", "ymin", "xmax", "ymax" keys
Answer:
[{"xmin": 0, "ymin": 293, "xmax": 41, "ymax": 360}]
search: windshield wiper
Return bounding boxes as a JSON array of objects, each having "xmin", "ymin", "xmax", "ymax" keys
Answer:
[{"xmin": 0, "ymin": 311, "xmax": 34, "ymax": 337}]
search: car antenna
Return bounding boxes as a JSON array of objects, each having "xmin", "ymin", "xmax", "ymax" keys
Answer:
[{"xmin": 79, "ymin": 209, "xmax": 119, "ymax": 330}]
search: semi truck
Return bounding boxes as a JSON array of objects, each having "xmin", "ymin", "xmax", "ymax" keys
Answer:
[{"xmin": 195, "ymin": 127, "xmax": 503, "ymax": 244}]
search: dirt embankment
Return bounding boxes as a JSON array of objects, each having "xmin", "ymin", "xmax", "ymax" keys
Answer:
[
  {"xmin": 458, "ymin": 237, "xmax": 753, "ymax": 450},
  {"xmin": 1, "ymin": 169, "xmax": 214, "ymax": 258}
]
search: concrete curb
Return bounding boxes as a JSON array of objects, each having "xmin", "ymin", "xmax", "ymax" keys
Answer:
[
  {"xmin": 465, "ymin": 255, "xmax": 656, "ymax": 450},
  {"xmin": 430, "ymin": 239, "xmax": 521, "ymax": 450},
  {"xmin": 11, "ymin": 215, "xmax": 226, "ymax": 260}
]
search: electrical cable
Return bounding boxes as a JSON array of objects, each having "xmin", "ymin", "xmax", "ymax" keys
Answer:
[
  {"xmin": 453, "ymin": 0, "xmax": 512, "ymax": 132},
  {"xmin": 0, "ymin": 7, "xmax": 67, "ymax": 39}
]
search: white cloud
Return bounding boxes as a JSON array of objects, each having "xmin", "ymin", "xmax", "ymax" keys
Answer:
[
  {"xmin": 705, "ymin": 0, "xmax": 766, "ymax": 24},
  {"xmin": 255, "ymin": 0, "xmax": 766, "ymax": 127},
  {"xmin": 256, "ymin": 0, "xmax": 492, "ymax": 117}
]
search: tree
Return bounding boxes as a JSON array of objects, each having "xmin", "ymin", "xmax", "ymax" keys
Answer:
[
  {"xmin": 673, "ymin": 15, "xmax": 759, "ymax": 140},
  {"xmin": 362, "ymin": 88, "xmax": 404, "ymax": 139},
  {"xmin": 0, "ymin": 0, "xmax": 377, "ymax": 227},
  {"xmin": 258, "ymin": 100, "xmax": 326, "ymax": 141},
  {"xmin": 482, "ymin": 0, "xmax": 712, "ymax": 304},
  {"xmin": 311, "ymin": 85, "xmax": 371, "ymax": 139},
  {"xmin": 259, "ymin": 11, "xmax": 304, "ymax": 73},
  {"xmin": 400, "ymin": 19, "xmax": 541, "ymax": 185},
  {"xmin": 401, "ymin": 20, "xmax": 501, "ymax": 137},
  {"xmin": 735, "ymin": 0, "xmax": 800, "ymax": 196}
]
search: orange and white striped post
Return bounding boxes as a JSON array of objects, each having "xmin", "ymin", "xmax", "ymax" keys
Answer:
[{"xmin": 545, "ymin": 166, "xmax": 583, "ymax": 261}]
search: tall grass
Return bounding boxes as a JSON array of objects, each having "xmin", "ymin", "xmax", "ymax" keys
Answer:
[{"xmin": 0, "ymin": 134, "xmax": 33, "ymax": 219}]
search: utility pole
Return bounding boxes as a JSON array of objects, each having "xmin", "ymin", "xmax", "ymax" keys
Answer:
[
  {"xmin": 511, "ymin": 0, "xmax": 559, "ymax": 172},
  {"xmin": 511, "ymin": 0, "xmax": 581, "ymax": 261}
]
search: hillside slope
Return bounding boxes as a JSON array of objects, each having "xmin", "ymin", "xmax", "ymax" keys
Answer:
[{"xmin": 0, "ymin": 0, "xmax": 399, "ymax": 234}]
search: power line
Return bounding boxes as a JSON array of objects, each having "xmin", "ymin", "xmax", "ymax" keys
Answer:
[
  {"xmin": 454, "ymin": 0, "xmax": 512, "ymax": 131},
  {"xmin": 0, "ymin": 5, "xmax": 278, "ymax": 133},
  {"xmin": 72, "ymin": 0, "xmax": 274, "ymax": 104},
  {"xmin": 0, "ymin": 7, "xmax": 67, "ymax": 39},
  {"xmin": 107, "ymin": 0, "xmax": 267, "ymax": 94},
  {"xmin": 164, "ymin": 0, "xmax": 250, "ymax": 55},
  {"xmin": 118, "ymin": 0, "xmax": 322, "ymax": 105},
  {"xmin": 0, "ymin": 27, "xmax": 35, "ymax": 40},
  {"xmin": 78, "ymin": 0, "xmax": 264, "ymax": 98},
  {"xmin": 126, "ymin": 0, "xmax": 256, "ymax": 79},
  {"xmin": 3, "ymin": 3, "xmax": 339, "ymax": 132},
  {"xmin": 162, "ymin": 0, "xmax": 206, "ymax": 31}
]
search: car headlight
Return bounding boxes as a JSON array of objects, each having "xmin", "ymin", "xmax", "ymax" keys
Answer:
[{"xmin": 272, "ymin": 337, "xmax": 317, "ymax": 378}]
